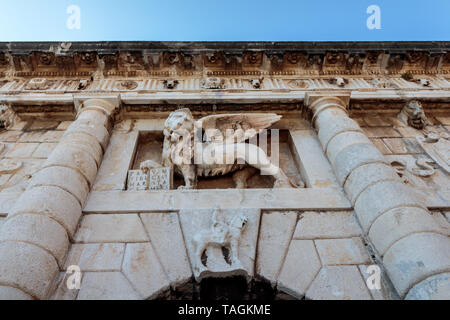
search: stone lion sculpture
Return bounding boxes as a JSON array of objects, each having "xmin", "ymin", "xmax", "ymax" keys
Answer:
[
  {"xmin": 140, "ymin": 108, "xmax": 295, "ymax": 189},
  {"xmin": 397, "ymin": 100, "xmax": 429, "ymax": 130}
]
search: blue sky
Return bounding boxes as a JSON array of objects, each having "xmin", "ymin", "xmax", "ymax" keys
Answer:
[{"xmin": 0, "ymin": 0, "xmax": 449, "ymax": 41}]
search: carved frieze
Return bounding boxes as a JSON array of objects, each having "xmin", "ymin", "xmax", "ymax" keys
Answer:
[
  {"xmin": 204, "ymin": 52, "xmax": 225, "ymax": 68},
  {"xmin": 24, "ymin": 78, "xmax": 56, "ymax": 90},
  {"xmin": 201, "ymin": 77, "xmax": 226, "ymax": 89},
  {"xmin": 368, "ymin": 78, "xmax": 394, "ymax": 88},
  {"xmin": 243, "ymin": 52, "xmax": 263, "ymax": 68},
  {"xmin": 0, "ymin": 47, "xmax": 448, "ymax": 77},
  {"xmin": 119, "ymin": 52, "xmax": 146, "ymax": 71},
  {"xmin": 163, "ymin": 52, "xmax": 183, "ymax": 67},
  {"xmin": 117, "ymin": 80, "xmax": 139, "ymax": 90},
  {"xmin": 286, "ymin": 79, "xmax": 308, "ymax": 89}
]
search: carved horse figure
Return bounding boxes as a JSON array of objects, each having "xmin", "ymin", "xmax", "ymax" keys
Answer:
[{"xmin": 192, "ymin": 209, "xmax": 248, "ymax": 272}]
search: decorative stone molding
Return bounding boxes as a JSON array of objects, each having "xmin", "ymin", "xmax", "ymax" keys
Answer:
[
  {"xmin": 24, "ymin": 78, "xmax": 55, "ymax": 91},
  {"xmin": 1, "ymin": 42, "xmax": 449, "ymax": 77},
  {"xmin": 201, "ymin": 77, "xmax": 226, "ymax": 89}
]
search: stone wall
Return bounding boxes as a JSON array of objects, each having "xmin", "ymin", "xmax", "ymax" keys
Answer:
[
  {"xmin": 0, "ymin": 104, "xmax": 448, "ymax": 300},
  {"xmin": 0, "ymin": 42, "xmax": 448, "ymax": 300}
]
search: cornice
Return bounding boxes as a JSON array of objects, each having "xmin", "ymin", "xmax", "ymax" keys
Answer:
[{"xmin": 0, "ymin": 42, "xmax": 449, "ymax": 78}]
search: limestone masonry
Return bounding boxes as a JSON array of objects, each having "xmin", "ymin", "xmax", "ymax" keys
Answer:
[{"xmin": 0, "ymin": 42, "xmax": 448, "ymax": 300}]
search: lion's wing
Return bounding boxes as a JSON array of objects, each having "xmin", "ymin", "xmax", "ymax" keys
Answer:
[{"xmin": 195, "ymin": 113, "xmax": 282, "ymax": 144}]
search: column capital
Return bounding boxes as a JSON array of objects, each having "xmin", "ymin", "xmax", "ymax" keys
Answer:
[
  {"xmin": 73, "ymin": 94, "xmax": 121, "ymax": 117},
  {"xmin": 305, "ymin": 92, "xmax": 350, "ymax": 110},
  {"xmin": 305, "ymin": 92, "xmax": 351, "ymax": 127}
]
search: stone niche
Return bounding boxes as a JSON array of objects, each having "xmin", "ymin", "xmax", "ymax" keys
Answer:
[{"xmin": 128, "ymin": 130, "xmax": 304, "ymax": 190}]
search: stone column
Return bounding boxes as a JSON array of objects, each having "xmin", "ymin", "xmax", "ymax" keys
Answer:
[
  {"xmin": 0, "ymin": 98, "xmax": 118, "ymax": 300},
  {"xmin": 305, "ymin": 93, "xmax": 450, "ymax": 299}
]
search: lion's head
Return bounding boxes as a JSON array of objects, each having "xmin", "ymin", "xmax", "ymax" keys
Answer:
[
  {"xmin": 398, "ymin": 100, "xmax": 429, "ymax": 130},
  {"xmin": 162, "ymin": 109, "xmax": 195, "ymax": 167}
]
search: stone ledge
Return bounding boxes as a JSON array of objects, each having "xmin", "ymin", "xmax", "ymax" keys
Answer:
[{"xmin": 83, "ymin": 188, "xmax": 352, "ymax": 213}]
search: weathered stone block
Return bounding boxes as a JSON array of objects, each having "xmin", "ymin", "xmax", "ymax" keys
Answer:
[
  {"xmin": 28, "ymin": 166, "xmax": 89, "ymax": 206},
  {"xmin": 63, "ymin": 243, "xmax": 125, "ymax": 272},
  {"xmin": 122, "ymin": 243, "xmax": 170, "ymax": 299},
  {"xmin": 0, "ymin": 242, "xmax": 59, "ymax": 300},
  {"xmin": 140, "ymin": 212, "xmax": 192, "ymax": 287},
  {"xmin": 333, "ymin": 143, "xmax": 385, "ymax": 186},
  {"xmin": 127, "ymin": 170, "xmax": 148, "ymax": 191},
  {"xmin": 77, "ymin": 272, "xmax": 140, "ymax": 300},
  {"xmin": 315, "ymin": 238, "xmax": 370, "ymax": 265},
  {"xmin": 32, "ymin": 143, "xmax": 57, "ymax": 158},
  {"xmin": 354, "ymin": 180, "xmax": 423, "ymax": 232},
  {"xmin": 148, "ymin": 167, "xmax": 173, "ymax": 190},
  {"xmin": 306, "ymin": 266, "xmax": 372, "ymax": 300},
  {"xmin": 93, "ymin": 131, "xmax": 138, "ymax": 191},
  {"xmin": 278, "ymin": 240, "xmax": 321, "ymax": 299},
  {"xmin": 5, "ymin": 143, "xmax": 39, "ymax": 158},
  {"xmin": 74, "ymin": 214, "xmax": 148, "ymax": 243},
  {"xmin": 44, "ymin": 145, "xmax": 98, "ymax": 186},
  {"xmin": 0, "ymin": 286, "xmax": 33, "ymax": 300},
  {"xmin": 294, "ymin": 211, "xmax": 361, "ymax": 239},
  {"xmin": 64, "ymin": 120, "xmax": 110, "ymax": 150},
  {"xmin": 406, "ymin": 273, "xmax": 450, "ymax": 300},
  {"xmin": 383, "ymin": 233, "xmax": 450, "ymax": 297},
  {"xmin": 326, "ymin": 131, "xmax": 371, "ymax": 165},
  {"xmin": 363, "ymin": 127, "xmax": 401, "ymax": 138},
  {"xmin": 10, "ymin": 186, "xmax": 81, "ymax": 237},
  {"xmin": 0, "ymin": 214, "xmax": 69, "ymax": 267},
  {"xmin": 289, "ymin": 130, "xmax": 339, "ymax": 188},
  {"xmin": 256, "ymin": 211, "xmax": 298, "ymax": 285},
  {"xmin": 369, "ymin": 207, "xmax": 444, "ymax": 256},
  {"xmin": 344, "ymin": 162, "xmax": 398, "ymax": 204},
  {"xmin": 60, "ymin": 132, "xmax": 103, "ymax": 166}
]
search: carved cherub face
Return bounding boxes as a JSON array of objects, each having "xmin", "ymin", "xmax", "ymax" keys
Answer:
[
  {"xmin": 401, "ymin": 100, "xmax": 428, "ymax": 130},
  {"xmin": 164, "ymin": 109, "xmax": 195, "ymax": 143}
]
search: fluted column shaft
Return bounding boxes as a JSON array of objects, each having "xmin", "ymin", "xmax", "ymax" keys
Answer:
[
  {"xmin": 0, "ymin": 98, "xmax": 117, "ymax": 300},
  {"xmin": 306, "ymin": 94, "xmax": 450, "ymax": 299}
]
